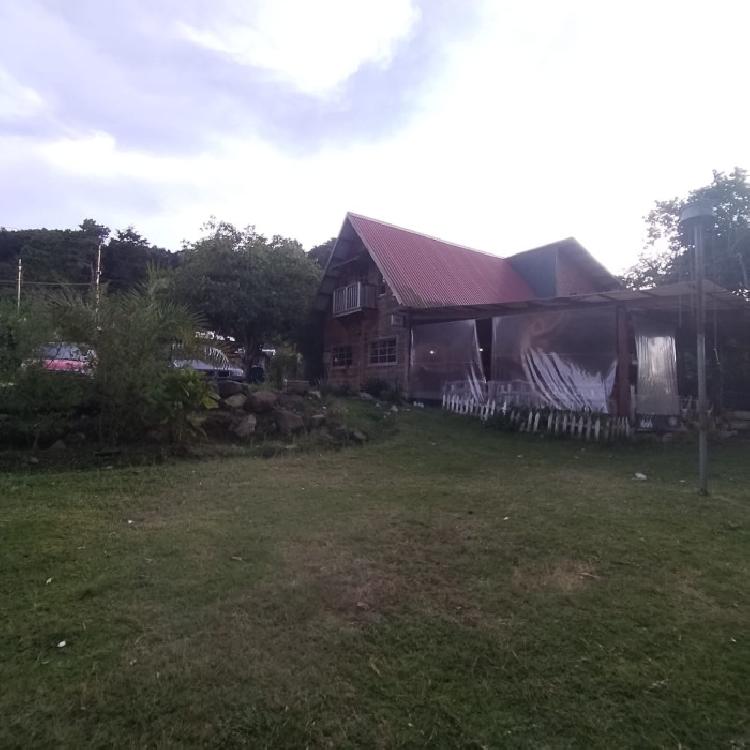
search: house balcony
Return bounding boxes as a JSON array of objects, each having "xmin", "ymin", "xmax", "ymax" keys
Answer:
[{"xmin": 332, "ymin": 281, "xmax": 376, "ymax": 317}]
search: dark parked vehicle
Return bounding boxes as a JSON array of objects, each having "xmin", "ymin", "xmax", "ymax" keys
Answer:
[{"xmin": 172, "ymin": 346, "xmax": 245, "ymax": 381}]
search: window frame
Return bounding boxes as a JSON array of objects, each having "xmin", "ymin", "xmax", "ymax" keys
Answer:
[
  {"xmin": 369, "ymin": 336, "xmax": 398, "ymax": 366},
  {"xmin": 331, "ymin": 345, "xmax": 353, "ymax": 369}
]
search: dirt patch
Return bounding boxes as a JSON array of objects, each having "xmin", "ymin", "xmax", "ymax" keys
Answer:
[
  {"xmin": 280, "ymin": 522, "xmax": 487, "ymax": 625},
  {"xmin": 512, "ymin": 559, "xmax": 599, "ymax": 593},
  {"xmin": 281, "ymin": 537, "xmax": 401, "ymax": 622}
]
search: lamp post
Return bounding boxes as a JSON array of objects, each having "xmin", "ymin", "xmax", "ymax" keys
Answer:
[{"xmin": 679, "ymin": 199, "xmax": 713, "ymax": 495}]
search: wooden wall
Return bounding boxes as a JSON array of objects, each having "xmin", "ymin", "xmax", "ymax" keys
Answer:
[{"xmin": 322, "ymin": 248, "xmax": 409, "ymax": 393}]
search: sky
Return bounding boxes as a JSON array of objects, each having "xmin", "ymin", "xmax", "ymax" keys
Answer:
[{"xmin": 1, "ymin": 0, "xmax": 749, "ymax": 273}]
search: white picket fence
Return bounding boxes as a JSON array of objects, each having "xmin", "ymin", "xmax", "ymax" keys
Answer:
[{"xmin": 441, "ymin": 392, "xmax": 632, "ymax": 441}]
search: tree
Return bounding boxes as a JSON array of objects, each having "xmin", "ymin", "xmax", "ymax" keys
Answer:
[
  {"xmin": 307, "ymin": 237, "xmax": 336, "ymax": 268},
  {"xmin": 0, "ymin": 220, "xmax": 175, "ymax": 299},
  {"xmin": 172, "ymin": 220, "xmax": 321, "ymax": 369},
  {"xmin": 625, "ymin": 169, "xmax": 750, "ymax": 294},
  {"xmin": 102, "ymin": 227, "xmax": 175, "ymax": 292}
]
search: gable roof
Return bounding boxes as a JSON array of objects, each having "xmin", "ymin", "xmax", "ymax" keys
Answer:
[
  {"xmin": 509, "ymin": 237, "xmax": 620, "ymax": 293},
  {"xmin": 321, "ymin": 213, "xmax": 534, "ymax": 310}
]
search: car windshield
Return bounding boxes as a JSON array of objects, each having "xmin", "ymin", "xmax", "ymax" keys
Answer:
[{"xmin": 40, "ymin": 344, "xmax": 83, "ymax": 361}]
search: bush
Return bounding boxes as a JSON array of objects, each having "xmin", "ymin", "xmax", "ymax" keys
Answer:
[
  {"xmin": 320, "ymin": 382, "xmax": 353, "ymax": 398},
  {"xmin": 362, "ymin": 377, "xmax": 403, "ymax": 404},
  {"xmin": 156, "ymin": 368, "xmax": 218, "ymax": 443},
  {"xmin": 49, "ymin": 278, "xmax": 213, "ymax": 444},
  {"xmin": 0, "ymin": 298, "xmax": 55, "ymax": 382},
  {"xmin": 0, "ymin": 367, "xmax": 94, "ymax": 448},
  {"xmin": 267, "ymin": 348, "xmax": 302, "ymax": 389},
  {"xmin": 0, "ymin": 279, "xmax": 226, "ymax": 448}
]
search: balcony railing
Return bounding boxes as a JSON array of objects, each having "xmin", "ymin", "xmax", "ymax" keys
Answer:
[{"xmin": 332, "ymin": 281, "xmax": 375, "ymax": 317}]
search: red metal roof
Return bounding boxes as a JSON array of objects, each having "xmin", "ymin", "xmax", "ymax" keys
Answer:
[{"xmin": 346, "ymin": 213, "xmax": 535, "ymax": 309}]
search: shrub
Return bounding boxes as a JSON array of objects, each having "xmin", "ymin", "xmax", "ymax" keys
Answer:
[
  {"xmin": 362, "ymin": 377, "xmax": 389, "ymax": 398},
  {"xmin": 320, "ymin": 382, "xmax": 353, "ymax": 398},
  {"xmin": 267, "ymin": 348, "xmax": 302, "ymax": 389},
  {"xmin": 156, "ymin": 368, "xmax": 218, "ymax": 443},
  {"xmin": 0, "ymin": 298, "xmax": 55, "ymax": 382},
  {"xmin": 0, "ymin": 367, "xmax": 94, "ymax": 448},
  {"xmin": 362, "ymin": 377, "xmax": 403, "ymax": 404},
  {"xmin": 50, "ymin": 277, "xmax": 212, "ymax": 444},
  {"xmin": 0, "ymin": 279, "xmax": 226, "ymax": 447}
]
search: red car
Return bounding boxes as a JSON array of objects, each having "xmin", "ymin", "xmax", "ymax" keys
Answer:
[{"xmin": 38, "ymin": 344, "xmax": 94, "ymax": 374}]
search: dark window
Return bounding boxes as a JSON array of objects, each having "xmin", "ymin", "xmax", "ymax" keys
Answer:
[
  {"xmin": 331, "ymin": 346, "xmax": 353, "ymax": 368},
  {"xmin": 369, "ymin": 337, "xmax": 397, "ymax": 365}
]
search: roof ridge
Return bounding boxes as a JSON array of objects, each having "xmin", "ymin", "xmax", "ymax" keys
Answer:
[{"xmin": 346, "ymin": 212, "xmax": 506, "ymax": 261}]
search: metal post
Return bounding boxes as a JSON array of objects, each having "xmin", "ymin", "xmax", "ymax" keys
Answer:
[
  {"xmin": 680, "ymin": 199, "xmax": 713, "ymax": 495},
  {"xmin": 694, "ymin": 221, "xmax": 708, "ymax": 495},
  {"xmin": 16, "ymin": 257, "xmax": 22, "ymax": 312}
]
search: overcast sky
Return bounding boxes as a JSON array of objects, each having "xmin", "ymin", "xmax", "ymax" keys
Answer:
[{"xmin": 1, "ymin": 0, "xmax": 748, "ymax": 272}]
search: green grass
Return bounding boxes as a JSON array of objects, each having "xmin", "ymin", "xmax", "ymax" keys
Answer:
[{"xmin": 2, "ymin": 406, "xmax": 749, "ymax": 748}]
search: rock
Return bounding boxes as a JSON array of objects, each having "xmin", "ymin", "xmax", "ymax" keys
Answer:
[
  {"xmin": 309, "ymin": 413, "xmax": 326, "ymax": 429},
  {"xmin": 308, "ymin": 390, "xmax": 322, "ymax": 400},
  {"xmin": 217, "ymin": 380, "xmax": 245, "ymax": 398},
  {"xmin": 27, "ymin": 455, "xmax": 40, "ymax": 465},
  {"xmin": 48, "ymin": 439, "xmax": 66, "ymax": 453},
  {"xmin": 274, "ymin": 408, "xmax": 305, "ymax": 436},
  {"xmin": 186, "ymin": 412, "xmax": 207, "ymax": 430},
  {"xmin": 204, "ymin": 409, "xmax": 234, "ymax": 427},
  {"xmin": 203, "ymin": 409, "xmax": 235, "ymax": 438},
  {"xmin": 66, "ymin": 431, "xmax": 87, "ymax": 445},
  {"xmin": 351, "ymin": 429, "xmax": 368, "ymax": 444},
  {"xmin": 247, "ymin": 390, "xmax": 279, "ymax": 413},
  {"xmin": 633, "ymin": 472, "xmax": 648, "ymax": 481},
  {"xmin": 359, "ymin": 392, "xmax": 375, "ymax": 401},
  {"xmin": 278, "ymin": 394, "xmax": 306, "ymax": 412},
  {"xmin": 224, "ymin": 393, "xmax": 247, "ymax": 410},
  {"xmin": 232, "ymin": 414, "xmax": 257, "ymax": 440},
  {"xmin": 390, "ymin": 405, "xmax": 399, "ymax": 413},
  {"xmin": 285, "ymin": 379, "xmax": 309, "ymax": 395}
]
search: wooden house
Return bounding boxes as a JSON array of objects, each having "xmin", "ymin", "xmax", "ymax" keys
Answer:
[{"xmin": 313, "ymin": 212, "xmax": 616, "ymax": 397}]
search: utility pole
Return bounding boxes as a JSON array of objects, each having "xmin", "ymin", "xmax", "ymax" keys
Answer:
[
  {"xmin": 679, "ymin": 200, "xmax": 713, "ymax": 495},
  {"xmin": 95, "ymin": 239, "xmax": 103, "ymax": 314},
  {"xmin": 16, "ymin": 257, "xmax": 22, "ymax": 312}
]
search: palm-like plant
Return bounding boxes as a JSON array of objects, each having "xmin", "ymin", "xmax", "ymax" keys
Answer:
[{"xmin": 52, "ymin": 272, "xmax": 211, "ymax": 442}]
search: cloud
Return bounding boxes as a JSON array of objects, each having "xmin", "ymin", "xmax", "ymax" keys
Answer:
[
  {"xmin": 0, "ymin": 137, "xmax": 171, "ymax": 234},
  {"xmin": 1, "ymin": 0, "xmax": 749, "ymax": 273},
  {"xmin": 0, "ymin": 67, "xmax": 45, "ymax": 122},
  {"xmin": 177, "ymin": 0, "xmax": 420, "ymax": 98},
  {"xmin": 0, "ymin": 0, "xmax": 474, "ymax": 153}
]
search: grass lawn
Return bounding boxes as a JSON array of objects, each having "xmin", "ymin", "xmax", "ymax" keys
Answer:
[{"xmin": 2, "ymin": 404, "xmax": 749, "ymax": 748}]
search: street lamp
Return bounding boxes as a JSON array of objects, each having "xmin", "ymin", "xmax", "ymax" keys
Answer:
[{"xmin": 679, "ymin": 199, "xmax": 713, "ymax": 495}]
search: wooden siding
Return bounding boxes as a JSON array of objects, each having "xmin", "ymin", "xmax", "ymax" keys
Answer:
[{"xmin": 323, "ymin": 247, "xmax": 409, "ymax": 392}]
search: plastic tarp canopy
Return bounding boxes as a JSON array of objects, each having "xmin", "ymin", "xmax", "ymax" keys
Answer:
[
  {"xmin": 633, "ymin": 316, "xmax": 679, "ymax": 415},
  {"xmin": 491, "ymin": 308, "xmax": 617, "ymax": 412},
  {"xmin": 410, "ymin": 320, "xmax": 485, "ymax": 401}
]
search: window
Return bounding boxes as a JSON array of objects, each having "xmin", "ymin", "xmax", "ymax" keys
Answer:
[
  {"xmin": 331, "ymin": 346, "xmax": 353, "ymax": 368},
  {"xmin": 369, "ymin": 337, "xmax": 397, "ymax": 365}
]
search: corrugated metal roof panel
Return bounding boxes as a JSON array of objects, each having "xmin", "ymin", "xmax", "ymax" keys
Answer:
[{"xmin": 346, "ymin": 213, "xmax": 534, "ymax": 309}]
